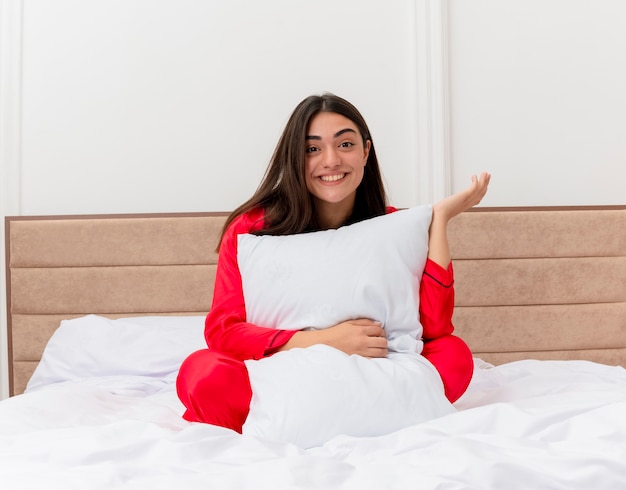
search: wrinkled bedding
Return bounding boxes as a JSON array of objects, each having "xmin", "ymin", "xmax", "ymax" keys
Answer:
[{"xmin": 2, "ymin": 358, "xmax": 625, "ymax": 490}]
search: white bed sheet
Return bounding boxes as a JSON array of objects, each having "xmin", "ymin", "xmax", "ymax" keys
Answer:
[{"xmin": 2, "ymin": 358, "xmax": 625, "ymax": 490}]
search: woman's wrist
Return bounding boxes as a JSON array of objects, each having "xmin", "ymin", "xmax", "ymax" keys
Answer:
[{"xmin": 277, "ymin": 329, "xmax": 325, "ymax": 351}]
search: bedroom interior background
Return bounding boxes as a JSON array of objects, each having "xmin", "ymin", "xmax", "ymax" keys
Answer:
[{"xmin": 1, "ymin": 0, "xmax": 625, "ymax": 399}]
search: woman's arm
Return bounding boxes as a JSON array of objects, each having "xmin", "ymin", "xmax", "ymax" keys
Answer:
[
  {"xmin": 204, "ymin": 211, "xmax": 297, "ymax": 360},
  {"xmin": 277, "ymin": 319, "xmax": 388, "ymax": 358},
  {"xmin": 420, "ymin": 172, "xmax": 491, "ymax": 339},
  {"xmin": 420, "ymin": 259, "xmax": 455, "ymax": 339}
]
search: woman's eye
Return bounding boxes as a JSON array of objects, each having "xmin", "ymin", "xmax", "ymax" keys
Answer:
[
  {"xmin": 339, "ymin": 141, "xmax": 354, "ymax": 148},
  {"xmin": 306, "ymin": 146, "xmax": 319, "ymax": 153}
]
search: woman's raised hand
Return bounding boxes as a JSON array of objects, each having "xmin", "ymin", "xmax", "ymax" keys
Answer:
[
  {"xmin": 434, "ymin": 172, "xmax": 491, "ymax": 222},
  {"xmin": 427, "ymin": 172, "xmax": 491, "ymax": 268}
]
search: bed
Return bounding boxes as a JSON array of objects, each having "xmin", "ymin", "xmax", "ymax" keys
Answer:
[{"xmin": 3, "ymin": 206, "xmax": 626, "ymax": 489}]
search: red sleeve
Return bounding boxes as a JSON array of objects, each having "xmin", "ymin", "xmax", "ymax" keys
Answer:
[
  {"xmin": 204, "ymin": 210, "xmax": 297, "ymax": 360},
  {"xmin": 419, "ymin": 259, "xmax": 455, "ymax": 340}
]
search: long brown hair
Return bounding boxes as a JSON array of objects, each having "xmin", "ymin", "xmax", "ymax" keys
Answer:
[{"xmin": 217, "ymin": 93, "xmax": 388, "ymax": 250}]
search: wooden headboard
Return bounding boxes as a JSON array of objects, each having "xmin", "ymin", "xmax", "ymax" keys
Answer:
[{"xmin": 5, "ymin": 206, "xmax": 626, "ymax": 395}]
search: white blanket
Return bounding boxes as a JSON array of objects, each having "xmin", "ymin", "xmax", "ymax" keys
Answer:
[{"xmin": 2, "ymin": 358, "xmax": 625, "ymax": 490}]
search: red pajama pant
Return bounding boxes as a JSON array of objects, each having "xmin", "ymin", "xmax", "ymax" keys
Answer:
[{"xmin": 176, "ymin": 335, "xmax": 473, "ymax": 433}]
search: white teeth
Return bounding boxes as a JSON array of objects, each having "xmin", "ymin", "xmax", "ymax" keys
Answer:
[{"xmin": 320, "ymin": 174, "xmax": 345, "ymax": 182}]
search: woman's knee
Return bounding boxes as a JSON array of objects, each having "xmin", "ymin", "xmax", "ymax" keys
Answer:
[
  {"xmin": 422, "ymin": 335, "xmax": 474, "ymax": 403},
  {"xmin": 176, "ymin": 350, "xmax": 252, "ymax": 433}
]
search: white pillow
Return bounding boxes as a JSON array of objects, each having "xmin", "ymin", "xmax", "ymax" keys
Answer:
[
  {"xmin": 238, "ymin": 205, "xmax": 433, "ymax": 354},
  {"xmin": 27, "ymin": 315, "xmax": 206, "ymax": 392},
  {"xmin": 243, "ymin": 345, "xmax": 455, "ymax": 448},
  {"xmin": 237, "ymin": 206, "xmax": 455, "ymax": 448}
]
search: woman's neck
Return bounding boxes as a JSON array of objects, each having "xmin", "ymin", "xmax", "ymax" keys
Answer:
[{"xmin": 314, "ymin": 199, "xmax": 354, "ymax": 230}]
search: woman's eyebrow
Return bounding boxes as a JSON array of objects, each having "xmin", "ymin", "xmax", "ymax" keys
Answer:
[
  {"xmin": 334, "ymin": 128, "xmax": 357, "ymax": 138},
  {"xmin": 306, "ymin": 128, "xmax": 357, "ymax": 140}
]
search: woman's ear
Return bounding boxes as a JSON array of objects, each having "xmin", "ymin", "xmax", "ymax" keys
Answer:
[{"xmin": 363, "ymin": 140, "xmax": 371, "ymax": 165}]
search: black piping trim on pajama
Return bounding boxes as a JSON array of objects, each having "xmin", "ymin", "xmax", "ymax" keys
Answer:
[
  {"xmin": 266, "ymin": 330, "xmax": 286, "ymax": 354},
  {"xmin": 423, "ymin": 270, "xmax": 454, "ymax": 288}
]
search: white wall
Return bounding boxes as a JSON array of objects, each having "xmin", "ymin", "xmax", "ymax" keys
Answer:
[
  {"xmin": 19, "ymin": 0, "xmax": 426, "ymax": 215},
  {"xmin": 1, "ymin": 0, "xmax": 625, "ymax": 398},
  {"xmin": 448, "ymin": 0, "xmax": 626, "ymax": 206}
]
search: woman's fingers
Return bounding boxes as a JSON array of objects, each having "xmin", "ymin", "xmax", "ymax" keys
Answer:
[
  {"xmin": 471, "ymin": 172, "xmax": 491, "ymax": 205},
  {"xmin": 354, "ymin": 321, "xmax": 388, "ymax": 358},
  {"xmin": 348, "ymin": 319, "xmax": 385, "ymax": 336},
  {"xmin": 359, "ymin": 333, "xmax": 388, "ymax": 358}
]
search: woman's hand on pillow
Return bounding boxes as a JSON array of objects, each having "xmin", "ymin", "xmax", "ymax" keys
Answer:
[
  {"xmin": 278, "ymin": 319, "xmax": 388, "ymax": 358},
  {"xmin": 321, "ymin": 320, "xmax": 388, "ymax": 358}
]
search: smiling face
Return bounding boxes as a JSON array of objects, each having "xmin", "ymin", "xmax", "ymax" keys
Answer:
[{"xmin": 305, "ymin": 111, "xmax": 371, "ymax": 228}]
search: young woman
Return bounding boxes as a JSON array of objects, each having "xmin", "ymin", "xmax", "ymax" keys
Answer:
[{"xmin": 176, "ymin": 93, "xmax": 490, "ymax": 433}]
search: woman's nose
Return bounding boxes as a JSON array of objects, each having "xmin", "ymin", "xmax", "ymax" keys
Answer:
[{"xmin": 322, "ymin": 148, "xmax": 340, "ymax": 168}]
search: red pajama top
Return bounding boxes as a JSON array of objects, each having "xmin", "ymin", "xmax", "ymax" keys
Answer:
[{"xmin": 204, "ymin": 207, "xmax": 456, "ymax": 360}]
